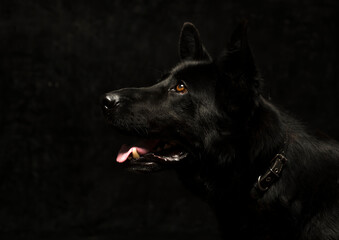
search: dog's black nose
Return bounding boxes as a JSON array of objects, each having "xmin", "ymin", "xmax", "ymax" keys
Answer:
[{"xmin": 101, "ymin": 93, "xmax": 120, "ymax": 111}]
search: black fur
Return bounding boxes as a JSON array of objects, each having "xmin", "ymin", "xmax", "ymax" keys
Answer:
[{"xmin": 102, "ymin": 22, "xmax": 339, "ymax": 239}]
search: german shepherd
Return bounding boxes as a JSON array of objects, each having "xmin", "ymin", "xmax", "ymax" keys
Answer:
[{"xmin": 101, "ymin": 22, "xmax": 339, "ymax": 239}]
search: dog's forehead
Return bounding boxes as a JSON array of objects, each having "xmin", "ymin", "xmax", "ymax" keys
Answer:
[{"xmin": 170, "ymin": 60, "xmax": 215, "ymax": 80}]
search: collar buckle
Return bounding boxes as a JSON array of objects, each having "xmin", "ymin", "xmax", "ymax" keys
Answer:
[{"xmin": 251, "ymin": 153, "xmax": 288, "ymax": 198}]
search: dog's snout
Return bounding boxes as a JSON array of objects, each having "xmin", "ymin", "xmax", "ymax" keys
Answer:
[{"xmin": 101, "ymin": 93, "xmax": 120, "ymax": 111}]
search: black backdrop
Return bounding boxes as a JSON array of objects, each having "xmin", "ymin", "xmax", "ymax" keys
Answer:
[{"xmin": 1, "ymin": 0, "xmax": 338, "ymax": 239}]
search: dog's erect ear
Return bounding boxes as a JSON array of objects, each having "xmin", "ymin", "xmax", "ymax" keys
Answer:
[
  {"xmin": 217, "ymin": 20, "xmax": 259, "ymax": 88},
  {"xmin": 228, "ymin": 20, "xmax": 249, "ymax": 52},
  {"xmin": 179, "ymin": 22, "xmax": 211, "ymax": 61},
  {"xmin": 224, "ymin": 20, "xmax": 257, "ymax": 78},
  {"xmin": 217, "ymin": 21, "xmax": 262, "ymax": 118}
]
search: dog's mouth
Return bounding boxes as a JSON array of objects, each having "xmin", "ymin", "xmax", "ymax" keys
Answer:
[{"xmin": 116, "ymin": 139, "xmax": 189, "ymax": 172}]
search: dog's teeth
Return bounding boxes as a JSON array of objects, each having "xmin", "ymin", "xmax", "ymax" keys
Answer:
[
  {"xmin": 132, "ymin": 148, "xmax": 140, "ymax": 159},
  {"xmin": 164, "ymin": 144, "xmax": 171, "ymax": 149}
]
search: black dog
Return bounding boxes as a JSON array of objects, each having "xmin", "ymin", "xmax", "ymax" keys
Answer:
[{"xmin": 102, "ymin": 22, "xmax": 339, "ymax": 239}]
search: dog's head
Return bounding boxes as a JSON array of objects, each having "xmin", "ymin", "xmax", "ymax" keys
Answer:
[{"xmin": 102, "ymin": 22, "xmax": 262, "ymax": 172}]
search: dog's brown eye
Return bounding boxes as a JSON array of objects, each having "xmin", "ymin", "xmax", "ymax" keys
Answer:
[{"xmin": 175, "ymin": 83, "xmax": 187, "ymax": 93}]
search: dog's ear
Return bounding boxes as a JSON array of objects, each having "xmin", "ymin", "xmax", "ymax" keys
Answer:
[
  {"xmin": 228, "ymin": 20, "xmax": 250, "ymax": 51},
  {"xmin": 217, "ymin": 21, "xmax": 262, "ymax": 118},
  {"xmin": 217, "ymin": 20, "xmax": 260, "ymax": 89},
  {"xmin": 225, "ymin": 20, "xmax": 257, "ymax": 79},
  {"xmin": 179, "ymin": 22, "xmax": 211, "ymax": 61}
]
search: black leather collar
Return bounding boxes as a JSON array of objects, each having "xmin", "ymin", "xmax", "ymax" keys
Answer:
[{"xmin": 250, "ymin": 152, "xmax": 288, "ymax": 199}]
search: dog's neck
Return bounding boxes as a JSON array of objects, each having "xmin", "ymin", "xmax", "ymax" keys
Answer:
[
  {"xmin": 179, "ymin": 97, "xmax": 290, "ymax": 202},
  {"xmin": 247, "ymin": 97, "xmax": 288, "ymax": 166}
]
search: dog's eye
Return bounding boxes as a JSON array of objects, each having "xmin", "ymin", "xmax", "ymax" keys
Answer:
[{"xmin": 175, "ymin": 83, "xmax": 187, "ymax": 93}]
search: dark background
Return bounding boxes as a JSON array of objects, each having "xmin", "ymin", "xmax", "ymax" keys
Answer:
[{"xmin": 1, "ymin": 0, "xmax": 338, "ymax": 239}]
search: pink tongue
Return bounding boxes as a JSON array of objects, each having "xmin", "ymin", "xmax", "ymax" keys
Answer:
[{"xmin": 116, "ymin": 140, "xmax": 159, "ymax": 163}]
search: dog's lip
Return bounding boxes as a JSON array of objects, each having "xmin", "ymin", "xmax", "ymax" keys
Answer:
[
  {"xmin": 122, "ymin": 151, "xmax": 189, "ymax": 173},
  {"xmin": 138, "ymin": 151, "xmax": 188, "ymax": 162}
]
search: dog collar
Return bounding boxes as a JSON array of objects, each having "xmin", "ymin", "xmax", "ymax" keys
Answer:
[{"xmin": 250, "ymin": 152, "xmax": 288, "ymax": 199}]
